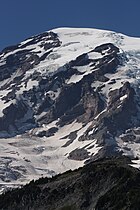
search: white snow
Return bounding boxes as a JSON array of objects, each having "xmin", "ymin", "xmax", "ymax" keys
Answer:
[
  {"xmin": 88, "ymin": 51, "xmax": 103, "ymax": 60},
  {"xmin": 120, "ymin": 94, "xmax": 128, "ymax": 101},
  {"xmin": 94, "ymin": 109, "xmax": 107, "ymax": 120},
  {"xmin": 67, "ymin": 74, "xmax": 83, "ymax": 84},
  {"xmin": 0, "ymin": 61, "xmax": 6, "ymax": 67},
  {"xmin": 130, "ymin": 160, "xmax": 140, "ymax": 170},
  {"xmin": 20, "ymin": 38, "xmax": 33, "ymax": 46},
  {"xmin": 26, "ymin": 79, "xmax": 38, "ymax": 91},
  {"xmin": 1, "ymin": 27, "xmax": 140, "ymax": 93},
  {"xmin": 116, "ymin": 132, "xmax": 140, "ymax": 170},
  {"xmin": 0, "ymin": 120, "xmax": 101, "ymax": 192},
  {"xmin": 0, "ymin": 99, "xmax": 16, "ymax": 118}
]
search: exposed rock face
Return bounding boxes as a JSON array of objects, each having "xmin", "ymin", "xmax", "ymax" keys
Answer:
[
  {"xmin": 0, "ymin": 40, "xmax": 121, "ymax": 135},
  {"xmin": 0, "ymin": 32, "xmax": 61, "ymax": 81}
]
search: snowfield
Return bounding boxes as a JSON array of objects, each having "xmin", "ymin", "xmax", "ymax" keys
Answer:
[{"xmin": 0, "ymin": 121, "xmax": 102, "ymax": 193}]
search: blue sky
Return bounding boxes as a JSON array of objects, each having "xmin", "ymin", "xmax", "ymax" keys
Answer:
[{"xmin": 0, "ymin": 0, "xmax": 140, "ymax": 50}]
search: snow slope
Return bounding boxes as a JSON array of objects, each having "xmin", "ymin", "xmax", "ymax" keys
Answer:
[{"xmin": 0, "ymin": 121, "xmax": 102, "ymax": 192}]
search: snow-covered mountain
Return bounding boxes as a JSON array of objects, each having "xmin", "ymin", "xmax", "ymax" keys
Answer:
[{"xmin": 0, "ymin": 27, "xmax": 140, "ymax": 192}]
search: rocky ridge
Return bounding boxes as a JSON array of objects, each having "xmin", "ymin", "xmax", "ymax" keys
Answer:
[{"xmin": 1, "ymin": 157, "xmax": 140, "ymax": 210}]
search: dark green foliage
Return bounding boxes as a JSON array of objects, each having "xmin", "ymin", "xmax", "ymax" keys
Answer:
[
  {"xmin": 0, "ymin": 157, "xmax": 140, "ymax": 210},
  {"xmin": 58, "ymin": 205, "xmax": 77, "ymax": 210}
]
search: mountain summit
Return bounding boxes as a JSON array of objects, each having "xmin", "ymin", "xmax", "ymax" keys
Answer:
[{"xmin": 0, "ymin": 28, "xmax": 140, "ymax": 192}]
